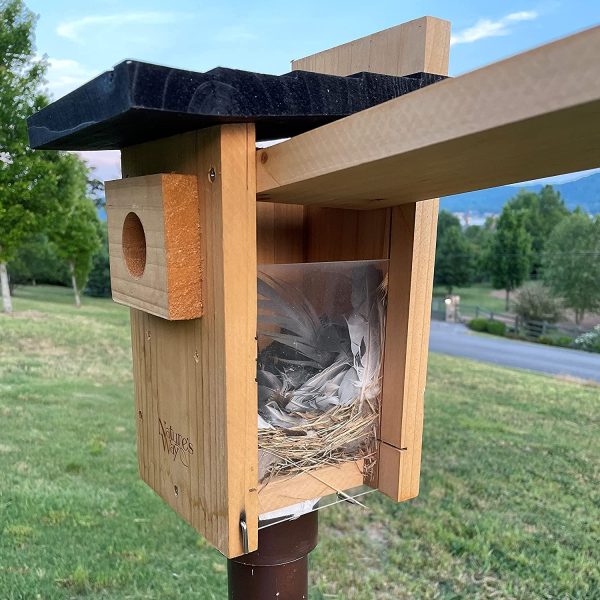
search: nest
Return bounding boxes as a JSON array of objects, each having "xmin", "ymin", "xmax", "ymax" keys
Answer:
[
  {"xmin": 256, "ymin": 261, "xmax": 387, "ymax": 483},
  {"xmin": 258, "ymin": 398, "xmax": 379, "ymax": 481}
]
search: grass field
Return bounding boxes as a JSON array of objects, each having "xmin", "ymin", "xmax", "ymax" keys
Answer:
[
  {"xmin": 1, "ymin": 286, "xmax": 599, "ymax": 599},
  {"xmin": 433, "ymin": 283, "xmax": 508, "ymax": 313}
]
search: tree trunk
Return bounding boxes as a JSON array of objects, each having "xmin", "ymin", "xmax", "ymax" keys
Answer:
[
  {"xmin": 0, "ymin": 262, "xmax": 13, "ymax": 314},
  {"xmin": 69, "ymin": 262, "xmax": 81, "ymax": 308},
  {"xmin": 505, "ymin": 288, "xmax": 510, "ymax": 311}
]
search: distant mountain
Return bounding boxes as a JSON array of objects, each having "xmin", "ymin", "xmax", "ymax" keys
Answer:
[{"xmin": 441, "ymin": 172, "xmax": 600, "ymax": 215}]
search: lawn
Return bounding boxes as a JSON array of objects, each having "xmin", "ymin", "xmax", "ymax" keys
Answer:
[
  {"xmin": 433, "ymin": 283, "xmax": 509, "ymax": 314},
  {"xmin": 1, "ymin": 286, "xmax": 598, "ymax": 599}
]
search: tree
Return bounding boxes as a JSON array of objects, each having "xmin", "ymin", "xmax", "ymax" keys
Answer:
[
  {"xmin": 84, "ymin": 222, "xmax": 111, "ymax": 298},
  {"xmin": 464, "ymin": 222, "xmax": 494, "ymax": 282},
  {"xmin": 45, "ymin": 152, "xmax": 102, "ymax": 307},
  {"xmin": 7, "ymin": 233, "xmax": 68, "ymax": 289},
  {"xmin": 488, "ymin": 207, "xmax": 532, "ymax": 310},
  {"xmin": 0, "ymin": 0, "xmax": 56, "ymax": 313},
  {"xmin": 51, "ymin": 195, "xmax": 101, "ymax": 307},
  {"xmin": 506, "ymin": 186, "xmax": 568, "ymax": 277},
  {"xmin": 542, "ymin": 212, "xmax": 600, "ymax": 324},
  {"xmin": 434, "ymin": 225, "xmax": 474, "ymax": 294}
]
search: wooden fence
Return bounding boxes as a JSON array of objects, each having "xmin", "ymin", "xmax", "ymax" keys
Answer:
[{"xmin": 432, "ymin": 299, "xmax": 586, "ymax": 340}]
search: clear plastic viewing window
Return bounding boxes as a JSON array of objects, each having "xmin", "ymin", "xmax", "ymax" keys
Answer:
[{"xmin": 257, "ymin": 259, "xmax": 388, "ymax": 484}]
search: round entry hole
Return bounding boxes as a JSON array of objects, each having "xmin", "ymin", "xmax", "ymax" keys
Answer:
[{"xmin": 122, "ymin": 212, "xmax": 146, "ymax": 278}]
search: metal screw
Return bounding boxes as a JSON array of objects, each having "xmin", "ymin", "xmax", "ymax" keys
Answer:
[
  {"xmin": 240, "ymin": 515, "xmax": 249, "ymax": 554},
  {"xmin": 208, "ymin": 167, "xmax": 216, "ymax": 183}
]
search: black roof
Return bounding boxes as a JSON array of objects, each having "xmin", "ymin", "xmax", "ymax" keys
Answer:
[{"xmin": 27, "ymin": 60, "xmax": 445, "ymax": 150}]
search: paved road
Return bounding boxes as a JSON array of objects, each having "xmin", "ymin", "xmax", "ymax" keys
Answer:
[{"xmin": 429, "ymin": 321, "xmax": 600, "ymax": 382}]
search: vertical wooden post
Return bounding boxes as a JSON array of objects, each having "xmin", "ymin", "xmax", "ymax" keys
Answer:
[
  {"xmin": 290, "ymin": 16, "xmax": 451, "ymax": 499},
  {"xmin": 121, "ymin": 125, "xmax": 259, "ymax": 557}
]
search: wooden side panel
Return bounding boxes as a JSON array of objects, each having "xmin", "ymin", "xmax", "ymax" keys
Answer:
[
  {"xmin": 379, "ymin": 200, "xmax": 439, "ymax": 500},
  {"xmin": 292, "ymin": 16, "xmax": 450, "ymax": 77},
  {"xmin": 122, "ymin": 125, "xmax": 258, "ymax": 558}
]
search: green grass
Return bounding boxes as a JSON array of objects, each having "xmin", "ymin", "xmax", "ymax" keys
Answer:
[
  {"xmin": 1, "ymin": 285, "xmax": 599, "ymax": 599},
  {"xmin": 434, "ymin": 283, "xmax": 508, "ymax": 313}
]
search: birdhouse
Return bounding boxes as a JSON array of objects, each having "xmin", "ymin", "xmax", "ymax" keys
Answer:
[{"xmin": 28, "ymin": 16, "xmax": 599, "ymax": 559}]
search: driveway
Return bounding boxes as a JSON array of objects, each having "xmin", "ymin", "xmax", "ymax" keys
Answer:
[{"xmin": 429, "ymin": 321, "xmax": 600, "ymax": 382}]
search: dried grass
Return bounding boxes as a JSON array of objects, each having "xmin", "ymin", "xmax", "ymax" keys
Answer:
[{"xmin": 258, "ymin": 398, "xmax": 378, "ymax": 481}]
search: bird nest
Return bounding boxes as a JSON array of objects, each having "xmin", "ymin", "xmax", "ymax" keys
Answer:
[
  {"xmin": 256, "ymin": 260, "xmax": 387, "ymax": 482},
  {"xmin": 258, "ymin": 396, "xmax": 379, "ymax": 481}
]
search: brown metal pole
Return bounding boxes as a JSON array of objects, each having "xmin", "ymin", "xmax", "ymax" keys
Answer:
[{"xmin": 228, "ymin": 512, "xmax": 319, "ymax": 600}]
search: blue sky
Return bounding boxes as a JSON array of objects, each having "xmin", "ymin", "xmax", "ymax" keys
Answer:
[{"xmin": 26, "ymin": 0, "xmax": 600, "ymax": 183}]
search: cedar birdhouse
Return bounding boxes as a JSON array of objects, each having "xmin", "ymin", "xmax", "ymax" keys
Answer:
[{"xmin": 27, "ymin": 17, "xmax": 600, "ymax": 558}]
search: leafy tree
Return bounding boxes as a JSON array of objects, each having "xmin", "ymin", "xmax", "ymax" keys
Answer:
[
  {"xmin": 514, "ymin": 283, "xmax": 563, "ymax": 324},
  {"xmin": 85, "ymin": 222, "xmax": 111, "ymax": 298},
  {"xmin": 488, "ymin": 207, "xmax": 532, "ymax": 310},
  {"xmin": 506, "ymin": 186, "xmax": 568, "ymax": 277},
  {"xmin": 51, "ymin": 193, "xmax": 101, "ymax": 308},
  {"xmin": 464, "ymin": 222, "xmax": 494, "ymax": 282},
  {"xmin": 437, "ymin": 209, "xmax": 461, "ymax": 237},
  {"xmin": 0, "ymin": 0, "xmax": 56, "ymax": 312},
  {"xmin": 434, "ymin": 225, "xmax": 474, "ymax": 294},
  {"xmin": 542, "ymin": 212, "xmax": 600, "ymax": 324},
  {"xmin": 7, "ymin": 233, "xmax": 68, "ymax": 289}
]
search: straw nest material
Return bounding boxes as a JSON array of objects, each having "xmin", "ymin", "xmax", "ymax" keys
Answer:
[{"xmin": 258, "ymin": 396, "xmax": 379, "ymax": 481}]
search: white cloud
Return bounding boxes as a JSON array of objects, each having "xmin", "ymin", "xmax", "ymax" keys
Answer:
[
  {"xmin": 44, "ymin": 57, "xmax": 96, "ymax": 99},
  {"xmin": 76, "ymin": 150, "xmax": 121, "ymax": 182},
  {"xmin": 57, "ymin": 12, "xmax": 184, "ymax": 42},
  {"xmin": 451, "ymin": 10, "xmax": 538, "ymax": 46}
]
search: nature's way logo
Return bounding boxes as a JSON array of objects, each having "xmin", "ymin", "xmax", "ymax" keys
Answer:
[{"xmin": 158, "ymin": 418, "xmax": 194, "ymax": 467}]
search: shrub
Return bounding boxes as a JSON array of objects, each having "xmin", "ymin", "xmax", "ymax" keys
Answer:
[
  {"xmin": 538, "ymin": 335, "xmax": 573, "ymax": 348},
  {"xmin": 468, "ymin": 318, "xmax": 488, "ymax": 332},
  {"xmin": 467, "ymin": 318, "xmax": 506, "ymax": 336},
  {"xmin": 573, "ymin": 325, "xmax": 600, "ymax": 353},
  {"xmin": 486, "ymin": 320, "xmax": 506, "ymax": 336},
  {"xmin": 514, "ymin": 283, "xmax": 563, "ymax": 323},
  {"xmin": 555, "ymin": 335, "xmax": 574, "ymax": 347}
]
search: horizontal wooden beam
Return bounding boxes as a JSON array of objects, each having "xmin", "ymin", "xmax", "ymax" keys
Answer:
[
  {"xmin": 292, "ymin": 16, "xmax": 450, "ymax": 77},
  {"xmin": 257, "ymin": 26, "xmax": 600, "ymax": 208}
]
